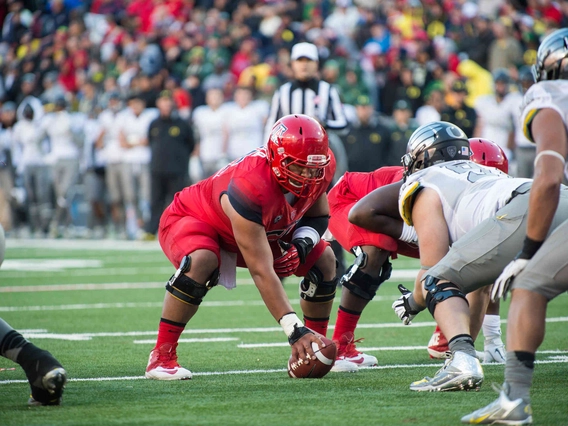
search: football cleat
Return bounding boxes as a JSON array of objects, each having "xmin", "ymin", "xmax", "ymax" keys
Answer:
[
  {"xmin": 145, "ymin": 343, "xmax": 192, "ymax": 380},
  {"xmin": 427, "ymin": 325, "xmax": 451, "ymax": 359},
  {"xmin": 410, "ymin": 351, "xmax": 484, "ymax": 392},
  {"xmin": 330, "ymin": 358, "xmax": 359, "ymax": 373},
  {"xmin": 334, "ymin": 332, "xmax": 378, "ymax": 367},
  {"xmin": 484, "ymin": 338, "xmax": 506, "ymax": 364},
  {"xmin": 22, "ymin": 349, "xmax": 67, "ymax": 406},
  {"xmin": 461, "ymin": 383, "xmax": 533, "ymax": 424}
]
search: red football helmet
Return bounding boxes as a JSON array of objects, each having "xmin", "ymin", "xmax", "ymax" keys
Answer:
[
  {"xmin": 268, "ymin": 114, "xmax": 330, "ymax": 197},
  {"xmin": 469, "ymin": 138, "xmax": 509, "ymax": 174}
]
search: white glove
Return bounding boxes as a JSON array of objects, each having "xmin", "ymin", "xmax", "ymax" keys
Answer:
[
  {"xmin": 392, "ymin": 284, "xmax": 420, "ymax": 325},
  {"xmin": 491, "ymin": 258, "xmax": 529, "ymax": 302}
]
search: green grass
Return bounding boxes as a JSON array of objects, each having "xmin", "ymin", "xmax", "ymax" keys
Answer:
[{"xmin": 1, "ymin": 240, "xmax": 568, "ymax": 425}]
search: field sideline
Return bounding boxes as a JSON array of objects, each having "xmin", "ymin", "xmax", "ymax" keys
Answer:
[{"xmin": 1, "ymin": 239, "xmax": 567, "ymax": 426}]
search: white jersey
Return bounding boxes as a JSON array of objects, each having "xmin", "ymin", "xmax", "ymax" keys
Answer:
[
  {"xmin": 116, "ymin": 108, "xmax": 158, "ymax": 164},
  {"xmin": 223, "ymin": 100, "xmax": 269, "ymax": 159},
  {"xmin": 520, "ymin": 80, "xmax": 568, "ymax": 179},
  {"xmin": 40, "ymin": 111, "xmax": 79, "ymax": 163},
  {"xmin": 399, "ymin": 160, "xmax": 531, "ymax": 243},
  {"xmin": 192, "ymin": 104, "xmax": 229, "ymax": 163},
  {"xmin": 13, "ymin": 119, "xmax": 44, "ymax": 167}
]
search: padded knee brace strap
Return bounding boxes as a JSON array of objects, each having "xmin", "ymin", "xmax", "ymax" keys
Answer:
[
  {"xmin": 165, "ymin": 255, "xmax": 219, "ymax": 306},
  {"xmin": 424, "ymin": 275, "xmax": 468, "ymax": 316},
  {"xmin": 299, "ymin": 266, "xmax": 337, "ymax": 303},
  {"xmin": 342, "ymin": 259, "xmax": 392, "ymax": 301}
]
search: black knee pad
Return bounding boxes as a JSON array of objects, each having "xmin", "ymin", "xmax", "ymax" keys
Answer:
[
  {"xmin": 299, "ymin": 265, "xmax": 337, "ymax": 303},
  {"xmin": 342, "ymin": 259, "xmax": 392, "ymax": 301},
  {"xmin": 424, "ymin": 275, "xmax": 468, "ymax": 316},
  {"xmin": 165, "ymin": 255, "xmax": 219, "ymax": 306}
]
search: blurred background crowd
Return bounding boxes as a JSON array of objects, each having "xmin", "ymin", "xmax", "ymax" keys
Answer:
[{"xmin": 0, "ymin": 0, "xmax": 566, "ymax": 240}]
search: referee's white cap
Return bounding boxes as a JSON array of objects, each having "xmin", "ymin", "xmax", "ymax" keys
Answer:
[{"xmin": 291, "ymin": 42, "xmax": 319, "ymax": 62}]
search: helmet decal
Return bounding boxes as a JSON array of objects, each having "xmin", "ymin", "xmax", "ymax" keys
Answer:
[
  {"xmin": 271, "ymin": 123, "xmax": 288, "ymax": 144},
  {"xmin": 402, "ymin": 121, "xmax": 470, "ymax": 177}
]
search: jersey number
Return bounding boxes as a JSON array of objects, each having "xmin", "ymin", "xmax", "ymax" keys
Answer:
[{"xmin": 442, "ymin": 162, "xmax": 501, "ymax": 183}]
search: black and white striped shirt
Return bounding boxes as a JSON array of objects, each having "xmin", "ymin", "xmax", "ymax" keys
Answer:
[{"xmin": 264, "ymin": 79, "xmax": 348, "ymax": 138}]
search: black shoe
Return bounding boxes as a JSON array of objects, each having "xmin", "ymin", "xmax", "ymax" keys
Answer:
[{"xmin": 20, "ymin": 347, "xmax": 67, "ymax": 406}]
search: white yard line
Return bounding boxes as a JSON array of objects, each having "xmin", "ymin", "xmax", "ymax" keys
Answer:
[
  {"xmin": 0, "ymin": 296, "xmax": 398, "ymax": 311},
  {"xmin": 0, "ymin": 267, "xmax": 176, "ymax": 278},
  {"xmin": 237, "ymin": 342, "xmax": 429, "ymax": 351},
  {"xmin": 133, "ymin": 337, "xmax": 239, "ymax": 344},
  {"xmin": 11, "ymin": 317, "xmax": 568, "ymax": 342},
  {"xmin": 0, "ymin": 268, "xmax": 420, "ymax": 280},
  {"xmin": 6, "ymin": 239, "xmax": 162, "ymax": 251},
  {"xmin": 0, "ymin": 283, "xmax": 166, "ymax": 293},
  {"xmin": 2, "ymin": 358, "xmax": 568, "ymax": 386}
]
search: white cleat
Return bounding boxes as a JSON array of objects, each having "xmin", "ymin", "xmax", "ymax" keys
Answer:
[
  {"xmin": 145, "ymin": 343, "xmax": 192, "ymax": 380},
  {"xmin": 334, "ymin": 332, "xmax": 378, "ymax": 368},
  {"xmin": 484, "ymin": 338, "xmax": 506, "ymax": 364},
  {"xmin": 410, "ymin": 351, "xmax": 484, "ymax": 392},
  {"xmin": 461, "ymin": 383, "xmax": 533, "ymax": 424},
  {"xmin": 330, "ymin": 359, "xmax": 359, "ymax": 373}
]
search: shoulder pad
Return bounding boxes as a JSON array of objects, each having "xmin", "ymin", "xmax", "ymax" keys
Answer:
[{"xmin": 399, "ymin": 181, "xmax": 422, "ymax": 226}]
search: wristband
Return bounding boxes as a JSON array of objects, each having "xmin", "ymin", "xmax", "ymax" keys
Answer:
[
  {"xmin": 518, "ymin": 236, "xmax": 543, "ymax": 260},
  {"xmin": 279, "ymin": 312, "xmax": 303, "ymax": 337},
  {"xmin": 292, "ymin": 226, "xmax": 319, "ymax": 245},
  {"xmin": 399, "ymin": 223, "xmax": 418, "ymax": 244},
  {"xmin": 287, "ymin": 324, "xmax": 313, "ymax": 345}
]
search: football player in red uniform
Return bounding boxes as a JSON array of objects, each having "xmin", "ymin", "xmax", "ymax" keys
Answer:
[
  {"xmin": 145, "ymin": 114, "xmax": 347, "ymax": 380},
  {"xmin": 327, "ymin": 166, "xmax": 419, "ymax": 369},
  {"xmin": 327, "ymin": 138, "xmax": 508, "ymax": 369}
]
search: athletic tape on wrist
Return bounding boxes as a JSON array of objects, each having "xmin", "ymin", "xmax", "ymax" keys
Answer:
[
  {"xmin": 279, "ymin": 313, "xmax": 304, "ymax": 337},
  {"xmin": 292, "ymin": 226, "xmax": 320, "ymax": 245},
  {"xmin": 399, "ymin": 223, "xmax": 418, "ymax": 243}
]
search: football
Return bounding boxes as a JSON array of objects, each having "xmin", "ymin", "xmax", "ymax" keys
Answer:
[{"xmin": 287, "ymin": 336, "xmax": 337, "ymax": 378}]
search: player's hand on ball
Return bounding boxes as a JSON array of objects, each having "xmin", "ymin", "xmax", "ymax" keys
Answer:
[
  {"xmin": 288, "ymin": 334, "xmax": 336, "ymax": 379},
  {"xmin": 392, "ymin": 284, "xmax": 419, "ymax": 325},
  {"xmin": 492, "ymin": 258, "xmax": 529, "ymax": 301},
  {"xmin": 291, "ymin": 332, "xmax": 323, "ymax": 365}
]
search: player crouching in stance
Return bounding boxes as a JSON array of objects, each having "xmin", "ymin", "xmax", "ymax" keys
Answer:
[
  {"xmin": 463, "ymin": 28, "xmax": 568, "ymax": 425},
  {"xmin": 380, "ymin": 120, "xmax": 568, "ymax": 394},
  {"xmin": 327, "ymin": 166, "xmax": 419, "ymax": 370},
  {"xmin": 329, "ymin": 137, "xmax": 508, "ymax": 370},
  {"xmin": 145, "ymin": 114, "xmax": 352, "ymax": 380},
  {"xmin": 0, "ymin": 225, "xmax": 67, "ymax": 405}
]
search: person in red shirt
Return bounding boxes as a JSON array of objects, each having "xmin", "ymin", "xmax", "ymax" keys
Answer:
[
  {"xmin": 328, "ymin": 138, "xmax": 508, "ymax": 370},
  {"xmin": 327, "ymin": 166, "xmax": 419, "ymax": 370},
  {"xmin": 145, "ymin": 114, "xmax": 348, "ymax": 380}
]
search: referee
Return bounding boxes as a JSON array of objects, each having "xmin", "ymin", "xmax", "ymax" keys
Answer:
[
  {"xmin": 265, "ymin": 42, "xmax": 349, "ymax": 277},
  {"xmin": 265, "ymin": 42, "xmax": 348, "ymax": 140}
]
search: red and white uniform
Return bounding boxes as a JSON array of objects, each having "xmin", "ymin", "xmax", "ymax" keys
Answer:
[
  {"xmin": 328, "ymin": 166, "xmax": 419, "ymax": 259},
  {"xmin": 159, "ymin": 147, "xmax": 335, "ymax": 276}
]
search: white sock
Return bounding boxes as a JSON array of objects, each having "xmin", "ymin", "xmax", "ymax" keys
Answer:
[{"xmin": 482, "ymin": 314, "xmax": 502, "ymax": 344}]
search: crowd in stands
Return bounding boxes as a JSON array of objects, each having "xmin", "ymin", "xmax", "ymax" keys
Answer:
[{"xmin": 0, "ymin": 0, "xmax": 566, "ymax": 239}]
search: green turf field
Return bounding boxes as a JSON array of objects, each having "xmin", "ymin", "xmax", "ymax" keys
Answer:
[{"xmin": 1, "ymin": 239, "xmax": 567, "ymax": 426}]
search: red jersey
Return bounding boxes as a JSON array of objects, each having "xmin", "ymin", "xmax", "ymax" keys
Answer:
[
  {"xmin": 334, "ymin": 166, "xmax": 404, "ymax": 203},
  {"xmin": 167, "ymin": 147, "xmax": 335, "ymax": 253},
  {"xmin": 329, "ymin": 166, "xmax": 419, "ymax": 259}
]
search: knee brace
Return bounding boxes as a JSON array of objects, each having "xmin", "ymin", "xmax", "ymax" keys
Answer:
[
  {"xmin": 165, "ymin": 255, "xmax": 219, "ymax": 306},
  {"xmin": 341, "ymin": 253, "xmax": 392, "ymax": 301},
  {"xmin": 424, "ymin": 275, "xmax": 468, "ymax": 316},
  {"xmin": 299, "ymin": 265, "xmax": 337, "ymax": 303}
]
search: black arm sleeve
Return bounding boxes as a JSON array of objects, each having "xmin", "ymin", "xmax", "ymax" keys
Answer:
[{"xmin": 296, "ymin": 215, "xmax": 329, "ymax": 238}]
